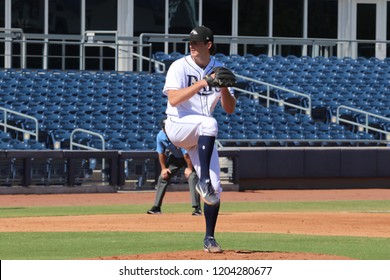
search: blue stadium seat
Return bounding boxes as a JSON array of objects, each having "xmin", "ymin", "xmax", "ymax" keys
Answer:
[
  {"xmin": 107, "ymin": 139, "xmax": 129, "ymax": 150},
  {"xmin": 44, "ymin": 121, "xmax": 61, "ymax": 132},
  {"xmin": 217, "ymin": 128, "xmax": 232, "ymax": 138},
  {"xmin": 103, "ymin": 129, "xmax": 125, "ymax": 140},
  {"xmin": 127, "ymin": 140, "xmax": 147, "ymax": 150},
  {"xmin": 303, "ymin": 131, "xmax": 318, "ymax": 141},
  {"xmin": 153, "ymin": 51, "xmax": 170, "ymax": 62},
  {"xmin": 107, "ymin": 120, "xmax": 124, "ymax": 131},
  {"xmin": 0, "ymin": 140, "xmax": 12, "ymax": 150},
  {"xmin": 289, "ymin": 132, "xmax": 306, "ymax": 146},
  {"xmin": 274, "ymin": 131, "xmax": 291, "ymax": 146},
  {"xmin": 9, "ymin": 139, "xmax": 29, "ymax": 150},
  {"xmin": 88, "ymin": 138, "xmax": 105, "ymax": 150},
  {"xmin": 27, "ymin": 139, "xmax": 47, "ymax": 150},
  {"xmin": 59, "ymin": 121, "xmax": 77, "ymax": 131},
  {"xmin": 259, "ymin": 132, "xmax": 276, "ymax": 146},
  {"xmin": 169, "ymin": 51, "xmax": 184, "ymax": 60}
]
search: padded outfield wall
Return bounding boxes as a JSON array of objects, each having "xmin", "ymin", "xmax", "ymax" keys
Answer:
[
  {"xmin": 0, "ymin": 147, "xmax": 389, "ymax": 194},
  {"xmin": 236, "ymin": 147, "xmax": 390, "ymax": 190}
]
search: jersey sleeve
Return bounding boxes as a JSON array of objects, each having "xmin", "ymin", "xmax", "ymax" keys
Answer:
[
  {"xmin": 163, "ymin": 59, "xmax": 186, "ymax": 96},
  {"xmin": 155, "ymin": 131, "xmax": 165, "ymax": 154}
]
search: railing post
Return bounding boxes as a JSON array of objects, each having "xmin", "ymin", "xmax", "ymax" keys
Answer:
[
  {"xmin": 139, "ymin": 34, "xmax": 144, "ymax": 72},
  {"xmin": 21, "ymin": 34, "xmax": 26, "ymax": 68}
]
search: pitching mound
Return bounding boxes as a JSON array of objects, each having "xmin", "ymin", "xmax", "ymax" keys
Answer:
[{"xmin": 96, "ymin": 250, "xmax": 353, "ymax": 260}]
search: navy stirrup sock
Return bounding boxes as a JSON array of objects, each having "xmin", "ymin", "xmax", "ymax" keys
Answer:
[
  {"xmin": 204, "ymin": 202, "xmax": 220, "ymax": 238},
  {"xmin": 198, "ymin": 135, "xmax": 215, "ymax": 184}
]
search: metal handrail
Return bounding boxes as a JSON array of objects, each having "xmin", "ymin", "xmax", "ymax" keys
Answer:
[
  {"xmin": 70, "ymin": 128, "xmax": 105, "ymax": 151},
  {"xmin": 131, "ymin": 51, "xmax": 166, "ymax": 73},
  {"xmin": 70, "ymin": 128, "xmax": 106, "ymax": 178},
  {"xmin": 0, "ymin": 28, "xmax": 26, "ymax": 68},
  {"xmin": 336, "ymin": 105, "xmax": 390, "ymax": 138},
  {"xmin": 4, "ymin": 30, "xmax": 390, "ymax": 72},
  {"xmin": 234, "ymin": 74, "xmax": 312, "ymax": 116},
  {"xmin": 138, "ymin": 32, "xmax": 390, "ymax": 60},
  {"xmin": 0, "ymin": 107, "xmax": 39, "ymax": 140},
  {"xmin": 0, "ymin": 31, "xmax": 152, "ymax": 72}
]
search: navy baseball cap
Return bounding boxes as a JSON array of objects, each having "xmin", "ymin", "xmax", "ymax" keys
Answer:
[{"xmin": 184, "ymin": 26, "xmax": 214, "ymax": 42}]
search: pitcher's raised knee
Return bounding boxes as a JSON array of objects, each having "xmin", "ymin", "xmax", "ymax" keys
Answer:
[{"xmin": 199, "ymin": 117, "xmax": 218, "ymax": 137}]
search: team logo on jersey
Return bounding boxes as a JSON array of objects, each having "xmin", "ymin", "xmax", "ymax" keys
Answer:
[
  {"xmin": 187, "ymin": 74, "xmax": 213, "ymax": 96},
  {"xmin": 187, "ymin": 75, "xmax": 198, "ymax": 87}
]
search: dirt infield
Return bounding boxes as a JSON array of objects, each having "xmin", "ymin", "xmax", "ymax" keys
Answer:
[{"xmin": 1, "ymin": 189, "xmax": 389, "ymax": 260}]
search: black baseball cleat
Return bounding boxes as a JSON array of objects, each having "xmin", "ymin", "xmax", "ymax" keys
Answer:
[
  {"xmin": 203, "ymin": 236, "xmax": 223, "ymax": 253},
  {"xmin": 196, "ymin": 180, "xmax": 220, "ymax": 206},
  {"xmin": 192, "ymin": 206, "xmax": 202, "ymax": 216},
  {"xmin": 147, "ymin": 206, "xmax": 162, "ymax": 214}
]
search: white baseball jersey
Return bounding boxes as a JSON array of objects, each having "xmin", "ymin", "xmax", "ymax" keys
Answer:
[
  {"xmin": 162, "ymin": 55, "xmax": 234, "ymax": 195},
  {"xmin": 163, "ymin": 55, "xmax": 228, "ymax": 118}
]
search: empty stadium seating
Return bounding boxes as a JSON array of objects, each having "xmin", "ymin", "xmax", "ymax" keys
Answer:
[
  {"xmin": 0, "ymin": 69, "xmax": 167, "ymax": 151},
  {"xmin": 1, "ymin": 53, "xmax": 389, "ymax": 152}
]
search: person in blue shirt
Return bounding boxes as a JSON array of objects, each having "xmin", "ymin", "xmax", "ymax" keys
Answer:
[{"xmin": 147, "ymin": 118, "xmax": 201, "ymax": 216}]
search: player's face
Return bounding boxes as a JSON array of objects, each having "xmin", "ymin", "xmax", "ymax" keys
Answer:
[{"xmin": 189, "ymin": 41, "xmax": 210, "ymax": 57}]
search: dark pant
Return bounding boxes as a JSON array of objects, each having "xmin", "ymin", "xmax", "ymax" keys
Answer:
[{"xmin": 153, "ymin": 156, "xmax": 200, "ymax": 208}]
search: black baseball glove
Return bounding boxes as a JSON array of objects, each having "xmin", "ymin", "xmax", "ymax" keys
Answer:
[{"xmin": 204, "ymin": 67, "xmax": 236, "ymax": 87}]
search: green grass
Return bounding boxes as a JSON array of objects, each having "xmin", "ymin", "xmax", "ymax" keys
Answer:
[
  {"xmin": 0, "ymin": 231, "xmax": 389, "ymax": 260},
  {"xmin": 0, "ymin": 200, "xmax": 388, "ymax": 260},
  {"xmin": 0, "ymin": 200, "xmax": 389, "ymax": 218}
]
